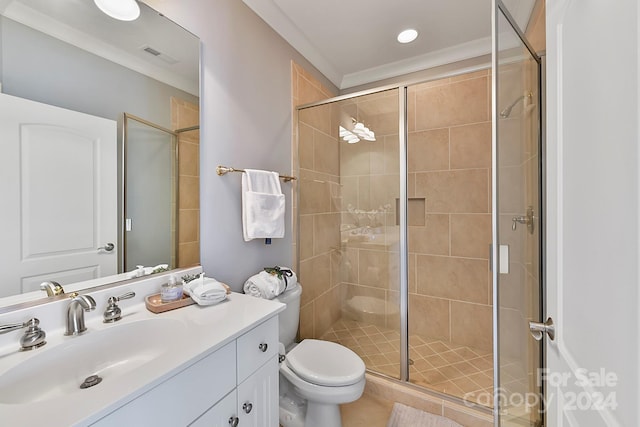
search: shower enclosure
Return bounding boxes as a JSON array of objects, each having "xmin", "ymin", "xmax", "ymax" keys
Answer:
[
  {"xmin": 296, "ymin": 2, "xmax": 542, "ymax": 425},
  {"xmin": 122, "ymin": 113, "xmax": 178, "ymax": 271}
]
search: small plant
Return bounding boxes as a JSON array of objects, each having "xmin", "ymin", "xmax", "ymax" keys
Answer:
[
  {"xmin": 264, "ymin": 266, "xmax": 293, "ymax": 281},
  {"xmin": 152, "ymin": 265, "xmax": 169, "ymax": 274},
  {"xmin": 181, "ymin": 274, "xmax": 199, "ymax": 284}
]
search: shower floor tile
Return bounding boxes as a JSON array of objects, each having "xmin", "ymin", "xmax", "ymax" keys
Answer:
[{"xmin": 320, "ymin": 320, "xmax": 495, "ymax": 408}]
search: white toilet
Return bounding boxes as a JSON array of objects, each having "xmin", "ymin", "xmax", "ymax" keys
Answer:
[{"xmin": 275, "ymin": 282, "xmax": 366, "ymax": 427}]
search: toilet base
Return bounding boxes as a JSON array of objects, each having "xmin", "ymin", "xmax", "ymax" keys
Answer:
[
  {"xmin": 279, "ymin": 376, "xmax": 306, "ymax": 427},
  {"xmin": 279, "ymin": 395, "xmax": 306, "ymax": 427},
  {"xmin": 305, "ymin": 402, "xmax": 342, "ymax": 427}
]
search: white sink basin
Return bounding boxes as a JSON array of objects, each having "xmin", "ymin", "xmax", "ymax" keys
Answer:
[{"xmin": 0, "ymin": 318, "xmax": 185, "ymax": 404}]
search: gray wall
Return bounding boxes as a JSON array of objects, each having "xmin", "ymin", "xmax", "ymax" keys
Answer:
[
  {"xmin": 144, "ymin": 0, "xmax": 337, "ymax": 289},
  {"xmin": 0, "ymin": 16, "xmax": 197, "ymax": 128}
]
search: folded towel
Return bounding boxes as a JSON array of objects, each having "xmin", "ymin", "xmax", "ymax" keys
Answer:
[
  {"xmin": 243, "ymin": 266, "xmax": 297, "ymax": 299},
  {"xmin": 242, "ymin": 169, "xmax": 285, "ymax": 241},
  {"xmin": 126, "ymin": 264, "xmax": 169, "ymax": 279},
  {"xmin": 184, "ymin": 276, "xmax": 228, "ymax": 306}
]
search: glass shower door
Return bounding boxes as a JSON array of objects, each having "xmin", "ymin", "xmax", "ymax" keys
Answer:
[
  {"xmin": 123, "ymin": 114, "xmax": 178, "ymax": 271},
  {"xmin": 494, "ymin": 4, "xmax": 543, "ymax": 426},
  {"xmin": 297, "ymin": 89, "xmax": 402, "ymax": 380},
  {"xmin": 406, "ymin": 73, "xmax": 495, "ymax": 405}
]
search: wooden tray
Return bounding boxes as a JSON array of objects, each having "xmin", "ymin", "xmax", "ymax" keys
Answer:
[{"xmin": 145, "ymin": 293, "xmax": 195, "ymax": 313}]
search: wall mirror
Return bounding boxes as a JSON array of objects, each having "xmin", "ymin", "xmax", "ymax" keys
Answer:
[{"xmin": 0, "ymin": 0, "xmax": 200, "ymax": 306}]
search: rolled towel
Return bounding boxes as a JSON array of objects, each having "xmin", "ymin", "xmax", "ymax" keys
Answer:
[
  {"xmin": 243, "ymin": 266, "xmax": 297, "ymax": 299},
  {"xmin": 126, "ymin": 264, "xmax": 169, "ymax": 279},
  {"xmin": 184, "ymin": 276, "xmax": 228, "ymax": 306}
]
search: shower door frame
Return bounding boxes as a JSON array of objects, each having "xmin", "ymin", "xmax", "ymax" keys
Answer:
[
  {"xmin": 120, "ymin": 113, "xmax": 180, "ymax": 272},
  {"xmin": 491, "ymin": 1, "xmax": 545, "ymax": 426}
]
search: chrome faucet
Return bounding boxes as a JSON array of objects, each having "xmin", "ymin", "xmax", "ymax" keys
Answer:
[
  {"xmin": 40, "ymin": 281, "xmax": 65, "ymax": 297},
  {"xmin": 65, "ymin": 294, "xmax": 96, "ymax": 336},
  {"xmin": 0, "ymin": 318, "xmax": 46, "ymax": 351}
]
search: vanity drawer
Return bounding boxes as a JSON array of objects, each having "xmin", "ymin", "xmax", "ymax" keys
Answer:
[
  {"xmin": 91, "ymin": 342, "xmax": 236, "ymax": 427},
  {"xmin": 236, "ymin": 316, "xmax": 278, "ymax": 383}
]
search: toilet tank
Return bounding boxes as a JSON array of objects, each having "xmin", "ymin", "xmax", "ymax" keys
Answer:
[{"xmin": 274, "ymin": 282, "xmax": 302, "ymax": 348}]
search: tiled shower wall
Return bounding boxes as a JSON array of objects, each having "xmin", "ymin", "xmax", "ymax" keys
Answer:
[
  {"xmin": 340, "ymin": 71, "xmax": 493, "ymax": 353},
  {"xmin": 294, "ymin": 67, "xmax": 493, "ymax": 355},
  {"xmin": 171, "ymin": 97, "xmax": 200, "ymax": 268},
  {"xmin": 407, "ymin": 70, "xmax": 492, "ymax": 352},
  {"xmin": 291, "ymin": 62, "xmax": 339, "ymax": 339}
]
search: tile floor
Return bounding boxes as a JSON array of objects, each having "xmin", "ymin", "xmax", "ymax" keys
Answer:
[
  {"xmin": 341, "ymin": 393, "xmax": 395, "ymax": 427},
  {"xmin": 320, "ymin": 319, "xmax": 495, "ymax": 408}
]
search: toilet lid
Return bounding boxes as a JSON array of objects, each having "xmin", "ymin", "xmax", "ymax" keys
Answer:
[{"xmin": 285, "ymin": 339, "xmax": 365, "ymax": 387}]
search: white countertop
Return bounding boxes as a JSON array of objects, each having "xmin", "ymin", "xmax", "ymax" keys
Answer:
[{"xmin": 0, "ymin": 289, "xmax": 284, "ymax": 426}]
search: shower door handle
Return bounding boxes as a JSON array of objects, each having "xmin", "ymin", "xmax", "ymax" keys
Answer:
[{"xmin": 529, "ymin": 317, "xmax": 555, "ymax": 341}]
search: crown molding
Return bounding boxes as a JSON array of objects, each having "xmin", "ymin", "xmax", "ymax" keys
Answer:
[
  {"xmin": 242, "ymin": 0, "xmax": 342, "ymax": 87},
  {"xmin": 340, "ymin": 37, "xmax": 492, "ymax": 89}
]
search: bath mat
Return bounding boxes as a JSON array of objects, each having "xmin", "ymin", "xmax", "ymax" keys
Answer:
[{"xmin": 386, "ymin": 403, "xmax": 463, "ymax": 427}]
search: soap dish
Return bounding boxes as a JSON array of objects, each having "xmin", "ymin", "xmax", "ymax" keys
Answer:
[{"xmin": 145, "ymin": 293, "xmax": 195, "ymax": 313}]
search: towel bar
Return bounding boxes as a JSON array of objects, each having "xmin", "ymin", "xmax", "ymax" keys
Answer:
[{"xmin": 216, "ymin": 165, "xmax": 296, "ymax": 182}]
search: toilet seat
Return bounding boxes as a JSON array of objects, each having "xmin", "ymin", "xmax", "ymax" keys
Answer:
[{"xmin": 285, "ymin": 339, "xmax": 365, "ymax": 387}]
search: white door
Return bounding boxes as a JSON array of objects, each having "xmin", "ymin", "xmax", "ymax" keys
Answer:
[
  {"xmin": 546, "ymin": 1, "xmax": 638, "ymax": 425},
  {"xmin": 0, "ymin": 93, "xmax": 117, "ymax": 296}
]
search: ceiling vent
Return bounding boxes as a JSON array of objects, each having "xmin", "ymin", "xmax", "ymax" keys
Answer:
[
  {"xmin": 143, "ymin": 46, "xmax": 161, "ymax": 56},
  {"xmin": 140, "ymin": 45, "xmax": 179, "ymax": 64}
]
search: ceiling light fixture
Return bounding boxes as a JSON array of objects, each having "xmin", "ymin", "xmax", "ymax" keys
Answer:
[
  {"xmin": 340, "ymin": 126, "xmax": 359, "ymax": 143},
  {"xmin": 339, "ymin": 119, "xmax": 376, "ymax": 144},
  {"xmin": 397, "ymin": 28, "xmax": 418, "ymax": 44},
  {"xmin": 351, "ymin": 118, "xmax": 375, "ymax": 141},
  {"xmin": 94, "ymin": 0, "xmax": 141, "ymax": 21}
]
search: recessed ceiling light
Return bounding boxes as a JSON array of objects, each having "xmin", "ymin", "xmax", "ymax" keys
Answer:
[
  {"xmin": 397, "ymin": 29, "xmax": 418, "ymax": 44},
  {"xmin": 94, "ymin": 0, "xmax": 141, "ymax": 21}
]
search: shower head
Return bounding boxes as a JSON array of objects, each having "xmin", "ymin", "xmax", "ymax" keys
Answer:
[{"xmin": 500, "ymin": 91, "xmax": 534, "ymax": 118}]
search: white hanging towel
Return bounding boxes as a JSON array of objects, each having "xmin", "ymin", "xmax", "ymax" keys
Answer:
[{"xmin": 242, "ymin": 169, "xmax": 285, "ymax": 241}]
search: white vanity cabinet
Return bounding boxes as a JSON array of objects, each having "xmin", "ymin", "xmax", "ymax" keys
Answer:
[
  {"xmin": 190, "ymin": 391, "xmax": 238, "ymax": 427},
  {"xmin": 91, "ymin": 316, "xmax": 280, "ymax": 427},
  {"xmin": 236, "ymin": 358, "xmax": 279, "ymax": 426},
  {"xmin": 192, "ymin": 358, "xmax": 278, "ymax": 427},
  {"xmin": 192, "ymin": 315, "xmax": 280, "ymax": 427}
]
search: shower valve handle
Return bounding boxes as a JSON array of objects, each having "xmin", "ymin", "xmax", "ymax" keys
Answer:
[{"xmin": 512, "ymin": 206, "xmax": 534, "ymax": 234}]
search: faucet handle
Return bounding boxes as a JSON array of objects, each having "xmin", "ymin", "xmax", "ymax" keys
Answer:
[
  {"xmin": 111, "ymin": 292, "xmax": 135, "ymax": 302},
  {"xmin": 0, "ymin": 321, "xmax": 27, "ymax": 334},
  {"xmin": 103, "ymin": 291, "xmax": 136, "ymax": 323},
  {"xmin": 0, "ymin": 318, "xmax": 46, "ymax": 351}
]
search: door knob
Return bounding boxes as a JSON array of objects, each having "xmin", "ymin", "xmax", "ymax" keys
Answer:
[
  {"xmin": 529, "ymin": 317, "xmax": 555, "ymax": 341},
  {"xmin": 228, "ymin": 416, "xmax": 239, "ymax": 426},
  {"xmin": 98, "ymin": 243, "xmax": 115, "ymax": 252},
  {"xmin": 242, "ymin": 402, "xmax": 253, "ymax": 414}
]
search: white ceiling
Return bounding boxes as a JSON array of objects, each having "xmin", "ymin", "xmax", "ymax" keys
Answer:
[
  {"xmin": 0, "ymin": 0, "xmax": 199, "ymax": 96},
  {"xmin": 243, "ymin": 0, "xmax": 536, "ymax": 89}
]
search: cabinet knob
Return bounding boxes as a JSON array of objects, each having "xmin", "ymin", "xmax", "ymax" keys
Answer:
[
  {"xmin": 242, "ymin": 402, "xmax": 253, "ymax": 414},
  {"xmin": 228, "ymin": 416, "xmax": 239, "ymax": 426},
  {"xmin": 258, "ymin": 342, "xmax": 268, "ymax": 352}
]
